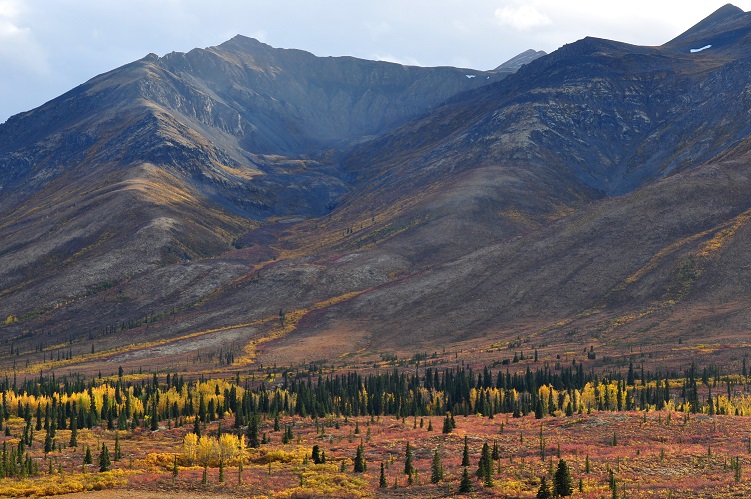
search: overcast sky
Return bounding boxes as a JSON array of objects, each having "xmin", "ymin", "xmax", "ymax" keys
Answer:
[{"xmin": 2, "ymin": 0, "xmax": 751, "ymax": 123}]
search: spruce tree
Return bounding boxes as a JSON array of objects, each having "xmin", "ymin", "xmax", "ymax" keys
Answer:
[
  {"xmin": 69, "ymin": 413, "xmax": 77, "ymax": 447},
  {"xmin": 553, "ymin": 458, "xmax": 573, "ymax": 497},
  {"xmin": 459, "ymin": 466, "xmax": 473, "ymax": 493},
  {"xmin": 247, "ymin": 413, "xmax": 259, "ymax": 448},
  {"xmin": 43, "ymin": 430, "xmax": 52, "ymax": 454},
  {"xmin": 536, "ymin": 476, "xmax": 552, "ymax": 499},
  {"xmin": 404, "ymin": 441, "xmax": 414, "ymax": 475},
  {"xmin": 150, "ymin": 400, "xmax": 158, "ymax": 431},
  {"xmin": 193, "ymin": 416, "xmax": 201, "ymax": 438},
  {"xmin": 353, "ymin": 443, "xmax": 366, "ymax": 473},
  {"xmin": 83, "ymin": 446, "xmax": 92, "ymax": 465},
  {"xmin": 442, "ymin": 412, "xmax": 453, "ymax": 434},
  {"xmin": 430, "ymin": 449, "xmax": 444, "ymax": 483},
  {"xmin": 462, "ymin": 436, "xmax": 470, "ymax": 466},
  {"xmin": 477, "ymin": 441, "xmax": 492, "ymax": 486},
  {"xmin": 98, "ymin": 443, "xmax": 111, "ymax": 472},
  {"xmin": 379, "ymin": 462, "xmax": 387, "ymax": 488}
]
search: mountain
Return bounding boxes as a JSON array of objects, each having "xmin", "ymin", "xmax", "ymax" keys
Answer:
[
  {"xmin": 3, "ymin": 6, "xmax": 751, "ymax": 375},
  {"xmin": 494, "ymin": 49, "xmax": 547, "ymax": 72},
  {"xmin": 0, "ymin": 37, "xmax": 510, "ymax": 324}
]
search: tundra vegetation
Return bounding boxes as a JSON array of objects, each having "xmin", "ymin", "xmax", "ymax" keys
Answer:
[{"xmin": 0, "ymin": 355, "xmax": 749, "ymax": 497}]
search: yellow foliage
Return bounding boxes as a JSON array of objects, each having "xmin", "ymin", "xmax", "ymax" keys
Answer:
[
  {"xmin": 0, "ymin": 470, "xmax": 126, "ymax": 497},
  {"xmin": 183, "ymin": 433, "xmax": 198, "ymax": 464},
  {"xmin": 274, "ymin": 469, "xmax": 369, "ymax": 498},
  {"xmin": 257, "ymin": 447, "xmax": 307, "ymax": 464},
  {"xmin": 143, "ymin": 452, "xmax": 179, "ymax": 471}
]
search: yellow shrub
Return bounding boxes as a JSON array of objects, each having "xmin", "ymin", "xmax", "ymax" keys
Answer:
[{"xmin": 143, "ymin": 452, "xmax": 179, "ymax": 471}]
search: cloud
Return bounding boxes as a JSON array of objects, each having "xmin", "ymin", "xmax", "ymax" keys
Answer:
[
  {"xmin": 366, "ymin": 20, "xmax": 391, "ymax": 38},
  {"xmin": 495, "ymin": 4, "xmax": 551, "ymax": 31},
  {"xmin": 0, "ymin": 0, "xmax": 48, "ymax": 75}
]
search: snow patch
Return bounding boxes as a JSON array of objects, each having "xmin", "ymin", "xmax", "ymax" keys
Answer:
[
  {"xmin": 465, "ymin": 74, "xmax": 476, "ymax": 79},
  {"xmin": 690, "ymin": 45, "xmax": 712, "ymax": 53}
]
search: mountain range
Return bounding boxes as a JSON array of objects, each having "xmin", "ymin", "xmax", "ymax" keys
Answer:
[{"xmin": 2, "ymin": 4, "xmax": 751, "ymax": 374}]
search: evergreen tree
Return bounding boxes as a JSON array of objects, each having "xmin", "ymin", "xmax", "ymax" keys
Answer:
[
  {"xmin": 476, "ymin": 441, "xmax": 492, "ymax": 486},
  {"xmin": 442, "ymin": 412, "xmax": 453, "ymax": 434},
  {"xmin": 492, "ymin": 439, "xmax": 500, "ymax": 460},
  {"xmin": 247, "ymin": 413, "xmax": 259, "ymax": 448},
  {"xmin": 193, "ymin": 416, "xmax": 201, "ymax": 438},
  {"xmin": 43, "ymin": 430, "xmax": 53, "ymax": 454},
  {"xmin": 69, "ymin": 413, "xmax": 77, "ymax": 447},
  {"xmin": 462, "ymin": 436, "xmax": 470, "ymax": 466},
  {"xmin": 553, "ymin": 459, "xmax": 573, "ymax": 497},
  {"xmin": 353, "ymin": 443, "xmax": 366, "ymax": 473},
  {"xmin": 150, "ymin": 400, "xmax": 158, "ymax": 431},
  {"xmin": 536, "ymin": 476, "xmax": 552, "ymax": 499},
  {"xmin": 312, "ymin": 444, "xmax": 321, "ymax": 464},
  {"xmin": 430, "ymin": 449, "xmax": 444, "ymax": 484},
  {"xmin": 98, "ymin": 443, "xmax": 111, "ymax": 472},
  {"xmin": 172, "ymin": 455, "xmax": 178, "ymax": 479},
  {"xmin": 459, "ymin": 466, "xmax": 473, "ymax": 493},
  {"xmin": 114, "ymin": 432, "xmax": 121, "ymax": 461},
  {"xmin": 535, "ymin": 398, "xmax": 545, "ymax": 419},
  {"xmin": 83, "ymin": 446, "xmax": 92, "ymax": 465},
  {"xmin": 404, "ymin": 441, "xmax": 414, "ymax": 475},
  {"xmin": 379, "ymin": 462, "xmax": 387, "ymax": 488}
]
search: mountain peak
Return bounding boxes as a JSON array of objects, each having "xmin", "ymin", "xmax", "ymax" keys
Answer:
[
  {"xmin": 664, "ymin": 3, "xmax": 748, "ymax": 49},
  {"xmin": 494, "ymin": 49, "xmax": 546, "ymax": 72}
]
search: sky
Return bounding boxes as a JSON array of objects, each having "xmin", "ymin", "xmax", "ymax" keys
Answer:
[{"xmin": 2, "ymin": 0, "xmax": 751, "ymax": 123}]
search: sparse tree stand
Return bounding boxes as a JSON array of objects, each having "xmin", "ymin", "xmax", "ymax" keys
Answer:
[{"xmin": 553, "ymin": 458, "xmax": 573, "ymax": 497}]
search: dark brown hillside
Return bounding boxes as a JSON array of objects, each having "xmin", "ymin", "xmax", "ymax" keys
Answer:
[
  {"xmin": 0, "ymin": 37, "xmax": 506, "ymax": 327},
  {"xmin": 5, "ymin": 7, "xmax": 751, "ymax": 375},
  {"xmin": 306, "ymin": 155, "xmax": 751, "ymax": 351}
]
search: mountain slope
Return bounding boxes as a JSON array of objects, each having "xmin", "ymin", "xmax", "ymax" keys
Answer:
[
  {"xmin": 0, "ymin": 38, "xmax": 508, "ymax": 320},
  {"xmin": 4, "ymin": 7, "xmax": 751, "ymax": 374}
]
